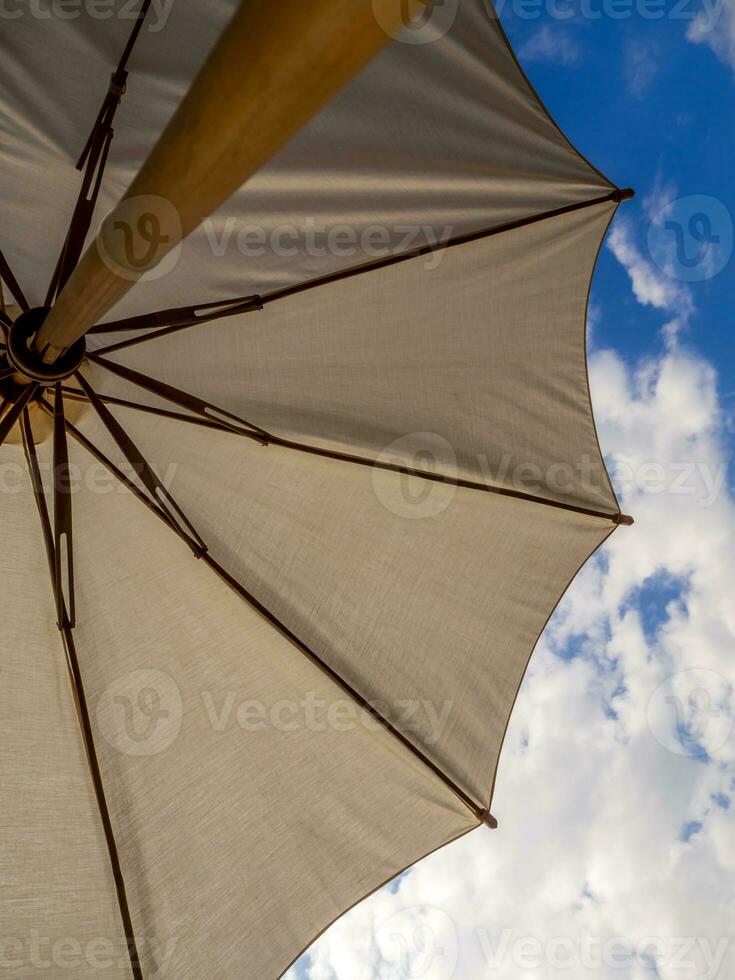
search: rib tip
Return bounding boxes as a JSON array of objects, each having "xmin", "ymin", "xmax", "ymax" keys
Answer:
[
  {"xmin": 615, "ymin": 513, "xmax": 635, "ymax": 527},
  {"xmin": 480, "ymin": 811, "xmax": 498, "ymax": 830},
  {"xmin": 612, "ymin": 187, "xmax": 636, "ymax": 203}
]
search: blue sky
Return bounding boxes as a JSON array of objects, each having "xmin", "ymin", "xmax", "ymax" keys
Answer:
[
  {"xmin": 291, "ymin": 4, "xmax": 734, "ymax": 978},
  {"xmin": 502, "ymin": 1, "xmax": 734, "ymax": 373},
  {"xmin": 500, "ymin": 0, "xmax": 733, "ymax": 669}
]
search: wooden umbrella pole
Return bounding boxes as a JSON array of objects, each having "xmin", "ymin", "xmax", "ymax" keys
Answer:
[{"xmin": 35, "ymin": 0, "xmax": 422, "ymax": 364}]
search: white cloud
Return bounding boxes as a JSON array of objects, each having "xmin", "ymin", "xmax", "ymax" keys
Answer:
[
  {"xmin": 687, "ymin": 0, "xmax": 735, "ymax": 73},
  {"xmin": 289, "ymin": 213, "xmax": 735, "ymax": 980},
  {"xmin": 289, "ymin": 341, "xmax": 735, "ymax": 980},
  {"xmin": 518, "ymin": 25, "xmax": 582, "ymax": 67},
  {"xmin": 643, "ymin": 174, "xmax": 680, "ymax": 222},
  {"xmin": 624, "ymin": 38, "xmax": 661, "ymax": 98},
  {"xmin": 607, "ymin": 219, "xmax": 695, "ymax": 344},
  {"xmin": 587, "ymin": 300, "xmax": 603, "ymax": 345}
]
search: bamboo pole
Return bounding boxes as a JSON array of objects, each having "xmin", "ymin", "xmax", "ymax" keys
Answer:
[{"xmin": 36, "ymin": 0, "xmax": 422, "ymax": 363}]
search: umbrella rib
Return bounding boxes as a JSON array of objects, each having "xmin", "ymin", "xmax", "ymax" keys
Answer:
[
  {"xmin": 0, "ymin": 245, "xmax": 29, "ymax": 312},
  {"xmin": 0, "ymin": 382, "xmax": 39, "ymax": 449},
  {"xmin": 70, "ymin": 375, "xmax": 209, "ymax": 557},
  {"xmin": 87, "ymin": 351, "xmax": 271, "ymax": 442},
  {"xmin": 198, "ymin": 556, "xmax": 498, "ymax": 834},
  {"xmin": 46, "ymin": 126, "xmax": 115, "ymax": 304},
  {"xmin": 52, "ymin": 385, "xmax": 76, "ymax": 626},
  {"xmin": 68, "ymin": 371, "xmax": 632, "ymax": 524},
  {"xmin": 19, "ymin": 409, "xmax": 143, "ymax": 980},
  {"xmin": 45, "ymin": 0, "xmax": 153, "ymax": 306},
  {"xmin": 20, "ymin": 409, "xmax": 56, "ymax": 581},
  {"xmin": 39, "ymin": 399, "xmax": 209, "ymax": 559},
  {"xmin": 267, "ymin": 436, "xmax": 635, "ymax": 526},
  {"xmin": 60, "ymin": 384, "xmax": 241, "ymax": 436},
  {"xmin": 89, "ymin": 294, "xmax": 265, "ymax": 339},
  {"xmin": 0, "ymin": 296, "xmax": 12, "ymax": 335},
  {"xmin": 44, "ymin": 398, "xmax": 497, "ymax": 830},
  {"xmin": 76, "ymin": 0, "xmax": 154, "ymax": 171},
  {"xmin": 89, "ymin": 187, "xmax": 635, "ymax": 356}
]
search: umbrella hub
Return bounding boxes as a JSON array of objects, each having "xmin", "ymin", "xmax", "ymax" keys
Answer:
[
  {"xmin": 5, "ymin": 307, "xmax": 86, "ymax": 385},
  {"xmin": 1, "ymin": 307, "xmax": 89, "ymax": 444}
]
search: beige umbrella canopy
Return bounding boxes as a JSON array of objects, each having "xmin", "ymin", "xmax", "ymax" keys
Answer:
[{"xmin": 0, "ymin": 1, "xmax": 633, "ymax": 977}]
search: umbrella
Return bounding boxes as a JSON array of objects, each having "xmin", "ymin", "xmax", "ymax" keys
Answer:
[{"xmin": 0, "ymin": 1, "xmax": 634, "ymax": 976}]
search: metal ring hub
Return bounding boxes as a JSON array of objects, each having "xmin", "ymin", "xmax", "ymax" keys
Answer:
[{"xmin": 6, "ymin": 307, "xmax": 86, "ymax": 384}]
